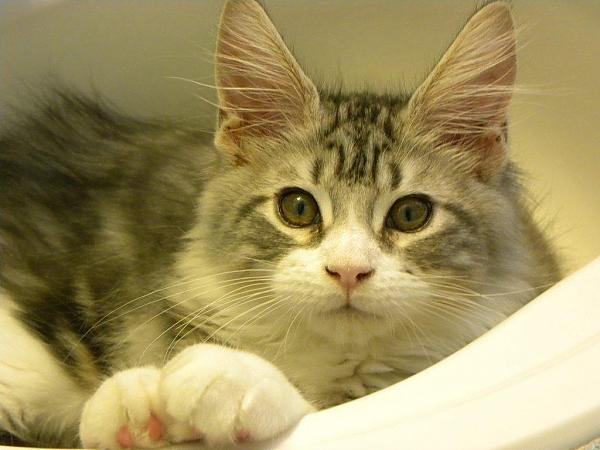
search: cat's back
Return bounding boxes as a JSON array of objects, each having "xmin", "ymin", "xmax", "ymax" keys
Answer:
[{"xmin": 0, "ymin": 89, "xmax": 218, "ymax": 309}]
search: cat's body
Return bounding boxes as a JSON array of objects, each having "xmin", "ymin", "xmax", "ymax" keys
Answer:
[{"xmin": 0, "ymin": 1, "xmax": 560, "ymax": 448}]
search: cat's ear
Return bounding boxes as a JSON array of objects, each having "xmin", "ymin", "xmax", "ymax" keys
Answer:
[
  {"xmin": 404, "ymin": 2, "xmax": 516, "ymax": 181},
  {"xmin": 214, "ymin": 0, "xmax": 319, "ymax": 163}
]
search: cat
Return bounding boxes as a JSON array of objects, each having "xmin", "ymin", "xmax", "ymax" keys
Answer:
[{"xmin": 0, "ymin": 0, "xmax": 561, "ymax": 448}]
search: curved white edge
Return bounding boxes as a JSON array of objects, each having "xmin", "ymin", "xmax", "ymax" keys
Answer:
[{"xmin": 232, "ymin": 257, "xmax": 600, "ymax": 450}]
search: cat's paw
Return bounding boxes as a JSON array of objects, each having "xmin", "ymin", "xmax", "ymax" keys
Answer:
[
  {"xmin": 159, "ymin": 344, "xmax": 314, "ymax": 446},
  {"xmin": 79, "ymin": 367, "xmax": 167, "ymax": 449},
  {"xmin": 79, "ymin": 345, "xmax": 313, "ymax": 449}
]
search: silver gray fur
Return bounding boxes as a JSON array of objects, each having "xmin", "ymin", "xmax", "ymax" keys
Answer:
[{"xmin": 0, "ymin": 1, "xmax": 560, "ymax": 446}]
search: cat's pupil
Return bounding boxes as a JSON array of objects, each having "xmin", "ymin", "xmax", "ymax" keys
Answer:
[
  {"xmin": 403, "ymin": 206, "xmax": 413, "ymax": 222},
  {"xmin": 296, "ymin": 199, "xmax": 305, "ymax": 216}
]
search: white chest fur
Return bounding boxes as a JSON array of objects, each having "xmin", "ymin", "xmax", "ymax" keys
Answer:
[{"xmin": 251, "ymin": 332, "xmax": 427, "ymax": 408}]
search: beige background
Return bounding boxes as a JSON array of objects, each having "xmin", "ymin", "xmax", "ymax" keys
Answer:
[{"xmin": 1, "ymin": 0, "xmax": 599, "ymax": 273}]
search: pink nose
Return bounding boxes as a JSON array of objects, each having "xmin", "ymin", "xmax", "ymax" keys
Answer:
[{"xmin": 325, "ymin": 265, "xmax": 374, "ymax": 292}]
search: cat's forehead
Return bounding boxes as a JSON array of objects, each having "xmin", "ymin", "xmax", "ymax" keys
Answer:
[
  {"xmin": 319, "ymin": 92, "xmax": 407, "ymax": 137},
  {"xmin": 311, "ymin": 92, "xmax": 410, "ymax": 189}
]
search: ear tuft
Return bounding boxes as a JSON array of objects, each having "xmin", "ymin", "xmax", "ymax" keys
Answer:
[
  {"xmin": 215, "ymin": 0, "xmax": 319, "ymax": 159},
  {"xmin": 404, "ymin": 2, "xmax": 517, "ymax": 181}
]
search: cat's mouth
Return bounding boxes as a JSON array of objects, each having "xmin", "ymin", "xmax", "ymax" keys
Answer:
[{"xmin": 326, "ymin": 304, "xmax": 378, "ymax": 319}]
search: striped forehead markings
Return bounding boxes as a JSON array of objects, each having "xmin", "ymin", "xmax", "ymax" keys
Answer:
[
  {"xmin": 318, "ymin": 139, "xmax": 402, "ymax": 189},
  {"xmin": 321, "ymin": 133, "xmax": 395, "ymax": 186},
  {"xmin": 311, "ymin": 158, "xmax": 323, "ymax": 184},
  {"xmin": 389, "ymin": 162, "xmax": 402, "ymax": 190},
  {"xmin": 371, "ymin": 143, "xmax": 382, "ymax": 182},
  {"xmin": 314, "ymin": 92, "xmax": 409, "ymax": 186},
  {"xmin": 321, "ymin": 92, "xmax": 406, "ymax": 137}
]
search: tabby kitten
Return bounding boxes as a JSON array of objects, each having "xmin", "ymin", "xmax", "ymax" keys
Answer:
[{"xmin": 0, "ymin": 0, "xmax": 560, "ymax": 448}]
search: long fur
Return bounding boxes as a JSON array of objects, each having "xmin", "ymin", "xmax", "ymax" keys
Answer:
[{"xmin": 0, "ymin": 1, "xmax": 560, "ymax": 447}]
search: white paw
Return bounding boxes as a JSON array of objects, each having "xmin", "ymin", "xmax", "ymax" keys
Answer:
[
  {"xmin": 79, "ymin": 367, "xmax": 166, "ymax": 449},
  {"xmin": 160, "ymin": 344, "xmax": 314, "ymax": 446},
  {"xmin": 79, "ymin": 345, "xmax": 313, "ymax": 449}
]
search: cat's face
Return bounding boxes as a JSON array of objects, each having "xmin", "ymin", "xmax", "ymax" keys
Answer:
[
  {"xmin": 201, "ymin": 93, "xmax": 510, "ymax": 340},
  {"xmin": 183, "ymin": 0, "xmax": 520, "ymax": 344}
]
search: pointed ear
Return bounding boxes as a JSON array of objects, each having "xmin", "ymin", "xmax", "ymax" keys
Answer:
[
  {"xmin": 214, "ymin": 0, "xmax": 319, "ymax": 162},
  {"xmin": 404, "ymin": 2, "xmax": 517, "ymax": 181}
]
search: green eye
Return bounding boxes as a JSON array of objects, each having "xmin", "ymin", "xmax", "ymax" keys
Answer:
[
  {"xmin": 278, "ymin": 189, "xmax": 320, "ymax": 227},
  {"xmin": 387, "ymin": 195, "xmax": 432, "ymax": 232}
]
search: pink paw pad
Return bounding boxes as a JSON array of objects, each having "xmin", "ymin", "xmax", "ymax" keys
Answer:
[
  {"xmin": 116, "ymin": 415, "xmax": 164, "ymax": 448},
  {"xmin": 147, "ymin": 414, "xmax": 165, "ymax": 441},
  {"xmin": 117, "ymin": 426, "xmax": 135, "ymax": 449}
]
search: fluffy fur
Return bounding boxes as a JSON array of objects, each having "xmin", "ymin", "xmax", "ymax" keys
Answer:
[{"xmin": 0, "ymin": 1, "xmax": 560, "ymax": 448}]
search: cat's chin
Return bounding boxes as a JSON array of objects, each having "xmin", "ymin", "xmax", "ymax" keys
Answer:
[{"xmin": 304, "ymin": 304, "xmax": 392, "ymax": 342}]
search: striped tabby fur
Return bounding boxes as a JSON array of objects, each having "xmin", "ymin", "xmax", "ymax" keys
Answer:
[{"xmin": 0, "ymin": 1, "xmax": 560, "ymax": 447}]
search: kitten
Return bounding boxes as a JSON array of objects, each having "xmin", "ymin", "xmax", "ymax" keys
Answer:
[{"xmin": 0, "ymin": 0, "xmax": 560, "ymax": 448}]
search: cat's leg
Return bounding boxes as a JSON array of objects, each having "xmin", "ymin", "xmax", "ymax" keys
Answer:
[
  {"xmin": 0, "ymin": 292, "xmax": 90, "ymax": 446},
  {"xmin": 80, "ymin": 344, "xmax": 314, "ymax": 449}
]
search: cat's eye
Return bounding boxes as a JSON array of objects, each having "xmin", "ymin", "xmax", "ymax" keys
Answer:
[
  {"xmin": 278, "ymin": 189, "xmax": 320, "ymax": 228},
  {"xmin": 386, "ymin": 195, "xmax": 432, "ymax": 233}
]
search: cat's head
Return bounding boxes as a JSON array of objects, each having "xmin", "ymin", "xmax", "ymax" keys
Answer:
[{"xmin": 188, "ymin": 1, "xmax": 524, "ymax": 344}]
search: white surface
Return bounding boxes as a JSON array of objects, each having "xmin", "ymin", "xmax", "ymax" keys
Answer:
[{"xmin": 245, "ymin": 257, "xmax": 600, "ymax": 450}]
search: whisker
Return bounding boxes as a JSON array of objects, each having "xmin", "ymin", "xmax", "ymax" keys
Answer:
[
  {"xmin": 162, "ymin": 287, "xmax": 278, "ymax": 362},
  {"xmin": 82, "ymin": 268, "xmax": 276, "ymax": 332},
  {"xmin": 194, "ymin": 295, "xmax": 283, "ymax": 347},
  {"xmin": 228, "ymin": 296, "xmax": 292, "ymax": 343},
  {"xmin": 424, "ymin": 291, "xmax": 508, "ymax": 323},
  {"xmin": 135, "ymin": 282, "xmax": 274, "ymax": 363},
  {"xmin": 396, "ymin": 302, "xmax": 435, "ymax": 365},
  {"xmin": 280, "ymin": 302, "xmax": 309, "ymax": 354},
  {"xmin": 240, "ymin": 255, "xmax": 278, "ymax": 267},
  {"xmin": 82, "ymin": 275, "xmax": 275, "ymax": 344}
]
